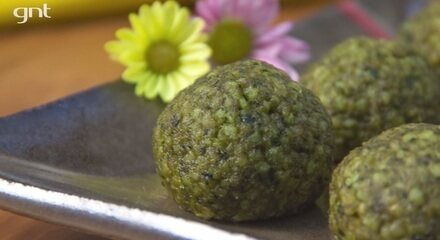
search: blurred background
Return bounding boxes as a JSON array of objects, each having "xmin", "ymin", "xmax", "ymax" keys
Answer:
[
  {"xmin": 0, "ymin": 0, "xmax": 426, "ymax": 239},
  {"xmin": 0, "ymin": 0, "xmax": 333, "ymax": 118}
]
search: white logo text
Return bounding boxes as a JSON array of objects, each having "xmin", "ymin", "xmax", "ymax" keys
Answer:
[{"xmin": 13, "ymin": 4, "xmax": 51, "ymax": 24}]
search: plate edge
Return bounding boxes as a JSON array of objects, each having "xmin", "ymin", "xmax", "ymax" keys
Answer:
[{"xmin": 0, "ymin": 177, "xmax": 257, "ymax": 240}]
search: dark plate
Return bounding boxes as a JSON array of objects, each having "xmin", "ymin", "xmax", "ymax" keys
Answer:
[{"xmin": 0, "ymin": 81, "xmax": 330, "ymax": 240}]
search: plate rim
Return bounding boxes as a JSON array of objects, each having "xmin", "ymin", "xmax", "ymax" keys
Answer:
[{"xmin": 0, "ymin": 175, "xmax": 256, "ymax": 240}]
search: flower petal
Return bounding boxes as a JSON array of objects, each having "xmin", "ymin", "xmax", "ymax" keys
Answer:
[
  {"xmin": 118, "ymin": 48, "xmax": 145, "ymax": 65},
  {"xmin": 133, "ymin": 72, "xmax": 150, "ymax": 96},
  {"xmin": 252, "ymin": 41, "xmax": 283, "ymax": 59},
  {"xmin": 168, "ymin": 8, "xmax": 192, "ymax": 44},
  {"xmin": 279, "ymin": 65, "xmax": 300, "ymax": 82},
  {"xmin": 129, "ymin": 13, "xmax": 147, "ymax": 37},
  {"xmin": 115, "ymin": 28, "xmax": 137, "ymax": 41},
  {"xmin": 115, "ymin": 28, "xmax": 149, "ymax": 51},
  {"xmin": 181, "ymin": 18, "xmax": 206, "ymax": 46},
  {"xmin": 223, "ymin": 0, "xmax": 278, "ymax": 34},
  {"xmin": 138, "ymin": 4, "xmax": 162, "ymax": 41},
  {"xmin": 169, "ymin": 71, "xmax": 191, "ymax": 92},
  {"xmin": 150, "ymin": 1, "xmax": 165, "ymax": 37},
  {"xmin": 144, "ymin": 74, "xmax": 160, "ymax": 99},
  {"xmin": 160, "ymin": 77, "xmax": 177, "ymax": 102},
  {"xmin": 105, "ymin": 41, "xmax": 144, "ymax": 65},
  {"xmin": 122, "ymin": 62, "xmax": 148, "ymax": 83},
  {"xmin": 180, "ymin": 61, "xmax": 210, "ymax": 78},
  {"xmin": 180, "ymin": 43, "xmax": 212, "ymax": 62},
  {"xmin": 156, "ymin": 75, "xmax": 174, "ymax": 102},
  {"xmin": 161, "ymin": 1, "xmax": 179, "ymax": 37},
  {"xmin": 196, "ymin": 0, "xmax": 220, "ymax": 28},
  {"xmin": 255, "ymin": 21, "xmax": 294, "ymax": 47},
  {"xmin": 279, "ymin": 37, "xmax": 311, "ymax": 64},
  {"xmin": 246, "ymin": 0, "xmax": 279, "ymax": 33},
  {"xmin": 105, "ymin": 41, "xmax": 128, "ymax": 56}
]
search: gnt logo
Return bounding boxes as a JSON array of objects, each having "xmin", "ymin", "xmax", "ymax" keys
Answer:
[{"xmin": 13, "ymin": 3, "xmax": 51, "ymax": 24}]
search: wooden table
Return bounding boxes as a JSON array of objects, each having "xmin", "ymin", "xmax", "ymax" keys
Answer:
[{"xmin": 0, "ymin": 1, "xmax": 330, "ymax": 239}]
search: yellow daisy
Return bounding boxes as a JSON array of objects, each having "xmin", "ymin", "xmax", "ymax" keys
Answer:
[{"xmin": 105, "ymin": 1, "xmax": 211, "ymax": 102}]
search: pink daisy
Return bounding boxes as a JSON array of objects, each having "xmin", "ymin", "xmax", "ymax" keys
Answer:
[{"xmin": 196, "ymin": 0, "xmax": 310, "ymax": 81}]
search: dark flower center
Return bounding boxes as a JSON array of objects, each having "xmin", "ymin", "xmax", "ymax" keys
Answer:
[
  {"xmin": 147, "ymin": 41, "xmax": 180, "ymax": 74},
  {"xmin": 208, "ymin": 20, "xmax": 253, "ymax": 65}
]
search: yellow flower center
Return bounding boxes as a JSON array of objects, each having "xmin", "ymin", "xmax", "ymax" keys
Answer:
[
  {"xmin": 208, "ymin": 20, "xmax": 253, "ymax": 65},
  {"xmin": 147, "ymin": 41, "xmax": 180, "ymax": 74}
]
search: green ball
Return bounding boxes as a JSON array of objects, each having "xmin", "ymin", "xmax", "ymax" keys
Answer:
[
  {"xmin": 330, "ymin": 123, "xmax": 440, "ymax": 240},
  {"xmin": 399, "ymin": 1, "xmax": 440, "ymax": 68},
  {"xmin": 301, "ymin": 37, "xmax": 439, "ymax": 162},
  {"xmin": 153, "ymin": 60, "xmax": 333, "ymax": 221}
]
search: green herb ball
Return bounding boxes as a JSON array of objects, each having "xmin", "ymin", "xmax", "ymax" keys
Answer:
[
  {"xmin": 153, "ymin": 60, "xmax": 333, "ymax": 221},
  {"xmin": 330, "ymin": 123, "xmax": 440, "ymax": 240},
  {"xmin": 399, "ymin": 1, "xmax": 440, "ymax": 68},
  {"xmin": 301, "ymin": 37, "xmax": 439, "ymax": 162}
]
